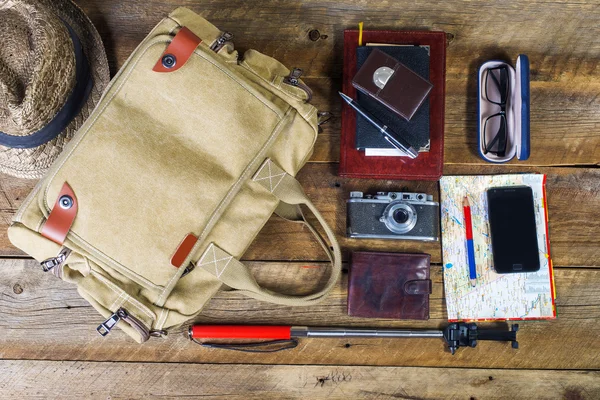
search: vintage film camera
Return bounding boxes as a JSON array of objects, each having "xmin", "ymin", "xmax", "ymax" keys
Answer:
[{"xmin": 346, "ymin": 191, "xmax": 440, "ymax": 241}]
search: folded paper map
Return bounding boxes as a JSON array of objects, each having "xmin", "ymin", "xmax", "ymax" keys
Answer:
[{"xmin": 440, "ymin": 174, "xmax": 556, "ymax": 321}]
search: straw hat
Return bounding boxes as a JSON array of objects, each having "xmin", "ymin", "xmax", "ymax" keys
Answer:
[{"xmin": 0, "ymin": 0, "xmax": 109, "ymax": 179}]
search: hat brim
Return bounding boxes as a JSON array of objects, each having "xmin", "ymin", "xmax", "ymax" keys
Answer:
[{"xmin": 0, "ymin": 0, "xmax": 110, "ymax": 179}]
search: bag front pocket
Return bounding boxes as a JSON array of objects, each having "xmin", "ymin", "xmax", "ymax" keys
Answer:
[{"xmin": 77, "ymin": 268, "xmax": 157, "ymax": 343}]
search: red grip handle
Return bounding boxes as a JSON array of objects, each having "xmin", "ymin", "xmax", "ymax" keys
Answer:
[{"xmin": 190, "ymin": 325, "xmax": 292, "ymax": 340}]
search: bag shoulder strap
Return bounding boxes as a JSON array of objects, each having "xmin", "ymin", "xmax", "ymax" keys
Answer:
[{"xmin": 196, "ymin": 159, "xmax": 342, "ymax": 306}]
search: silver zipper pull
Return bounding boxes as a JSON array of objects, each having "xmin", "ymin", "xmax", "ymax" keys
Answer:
[
  {"xmin": 96, "ymin": 307, "xmax": 152, "ymax": 342},
  {"xmin": 284, "ymin": 68, "xmax": 303, "ymax": 86},
  {"xmin": 40, "ymin": 247, "xmax": 72, "ymax": 272},
  {"xmin": 181, "ymin": 262, "xmax": 196, "ymax": 278},
  {"xmin": 210, "ymin": 31, "xmax": 233, "ymax": 52},
  {"xmin": 283, "ymin": 68, "xmax": 313, "ymax": 102},
  {"xmin": 97, "ymin": 308, "xmax": 126, "ymax": 336}
]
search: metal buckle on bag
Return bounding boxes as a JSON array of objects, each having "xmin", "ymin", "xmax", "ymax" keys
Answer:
[
  {"xmin": 97, "ymin": 308, "xmax": 156, "ymax": 343},
  {"xmin": 40, "ymin": 247, "xmax": 72, "ymax": 272},
  {"xmin": 97, "ymin": 310, "xmax": 124, "ymax": 336},
  {"xmin": 180, "ymin": 262, "xmax": 196, "ymax": 278},
  {"xmin": 283, "ymin": 67, "xmax": 303, "ymax": 86},
  {"xmin": 282, "ymin": 68, "xmax": 313, "ymax": 102},
  {"xmin": 210, "ymin": 31, "xmax": 233, "ymax": 52}
]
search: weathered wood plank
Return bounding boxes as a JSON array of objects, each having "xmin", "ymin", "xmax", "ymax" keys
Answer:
[
  {"xmin": 1, "ymin": 259, "xmax": 598, "ymax": 369},
  {"xmin": 0, "ymin": 360, "xmax": 598, "ymax": 400},
  {"xmin": 1, "ymin": 166, "xmax": 598, "ymax": 267},
  {"xmin": 78, "ymin": 0, "xmax": 600, "ymax": 74},
  {"xmin": 0, "ymin": 176, "xmax": 39, "ymax": 258}
]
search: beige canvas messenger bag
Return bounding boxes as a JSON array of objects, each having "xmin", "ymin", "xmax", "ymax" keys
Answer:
[{"xmin": 8, "ymin": 8, "xmax": 342, "ymax": 343}]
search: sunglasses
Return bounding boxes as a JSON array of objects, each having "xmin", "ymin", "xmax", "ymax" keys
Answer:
[{"xmin": 483, "ymin": 66, "xmax": 509, "ymax": 157}]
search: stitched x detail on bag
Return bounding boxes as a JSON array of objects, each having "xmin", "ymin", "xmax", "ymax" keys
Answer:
[
  {"xmin": 198, "ymin": 243, "xmax": 234, "ymax": 278},
  {"xmin": 252, "ymin": 159, "xmax": 286, "ymax": 193}
]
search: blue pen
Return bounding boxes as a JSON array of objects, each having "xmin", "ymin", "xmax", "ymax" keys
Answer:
[{"xmin": 463, "ymin": 196, "xmax": 477, "ymax": 287}]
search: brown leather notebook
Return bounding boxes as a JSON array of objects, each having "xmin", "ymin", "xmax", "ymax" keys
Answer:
[
  {"xmin": 339, "ymin": 30, "xmax": 446, "ymax": 180},
  {"xmin": 348, "ymin": 251, "xmax": 431, "ymax": 320},
  {"xmin": 352, "ymin": 48, "xmax": 433, "ymax": 121}
]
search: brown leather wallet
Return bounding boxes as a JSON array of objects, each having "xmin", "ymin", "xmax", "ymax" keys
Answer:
[
  {"xmin": 348, "ymin": 251, "xmax": 432, "ymax": 320},
  {"xmin": 352, "ymin": 48, "xmax": 433, "ymax": 121}
]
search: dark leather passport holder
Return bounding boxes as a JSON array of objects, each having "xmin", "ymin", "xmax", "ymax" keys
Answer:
[
  {"xmin": 348, "ymin": 251, "xmax": 431, "ymax": 320},
  {"xmin": 352, "ymin": 48, "xmax": 433, "ymax": 121}
]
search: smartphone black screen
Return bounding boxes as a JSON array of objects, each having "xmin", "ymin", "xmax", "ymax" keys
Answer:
[{"xmin": 487, "ymin": 186, "xmax": 540, "ymax": 273}]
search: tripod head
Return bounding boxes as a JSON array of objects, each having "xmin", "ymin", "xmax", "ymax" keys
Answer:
[{"xmin": 443, "ymin": 322, "xmax": 519, "ymax": 354}]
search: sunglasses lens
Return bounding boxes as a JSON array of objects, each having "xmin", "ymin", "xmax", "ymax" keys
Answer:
[
  {"xmin": 485, "ymin": 68, "xmax": 508, "ymax": 104},
  {"xmin": 484, "ymin": 114, "xmax": 507, "ymax": 155}
]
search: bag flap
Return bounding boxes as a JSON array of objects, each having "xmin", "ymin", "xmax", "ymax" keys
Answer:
[{"xmin": 35, "ymin": 31, "xmax": 291, "ymax": 293}]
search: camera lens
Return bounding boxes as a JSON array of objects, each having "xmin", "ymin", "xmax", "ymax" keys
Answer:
[
  {"xmin": 393, "ymin": 208, "xmax": 409, "ymax": 224},
  {"xmin": 381, "ymin": 202, "xmax": 418, "ymax": 235}
]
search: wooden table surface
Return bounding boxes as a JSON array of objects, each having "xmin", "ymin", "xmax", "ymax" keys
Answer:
[{"xmin": 1, "ymin": 1, "xmax": 599, "ymax": 399}]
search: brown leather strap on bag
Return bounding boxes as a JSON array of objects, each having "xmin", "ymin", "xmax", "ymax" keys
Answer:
[
  {"xmin": 196, "ymin": 159, "xmax": 342, "ymax": 306},
  {"xmin": 152, "ymin": 27, "xmax": 202, "ymax": 73}
]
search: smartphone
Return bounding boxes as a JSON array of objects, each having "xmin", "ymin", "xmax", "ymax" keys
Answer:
[{"xmin": 487, "ymin": 186, "xmax": 540, "ymax": 273}]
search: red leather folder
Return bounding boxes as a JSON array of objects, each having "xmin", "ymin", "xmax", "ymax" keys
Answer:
[{"xmin": 339, "ymin": 30, "xmax": 446, "ymax": 180}]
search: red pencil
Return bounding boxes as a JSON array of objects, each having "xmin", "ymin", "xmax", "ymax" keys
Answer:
[{"xmin": 463, "ymin": 197, "xmax": 477, "ymax": 287}]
